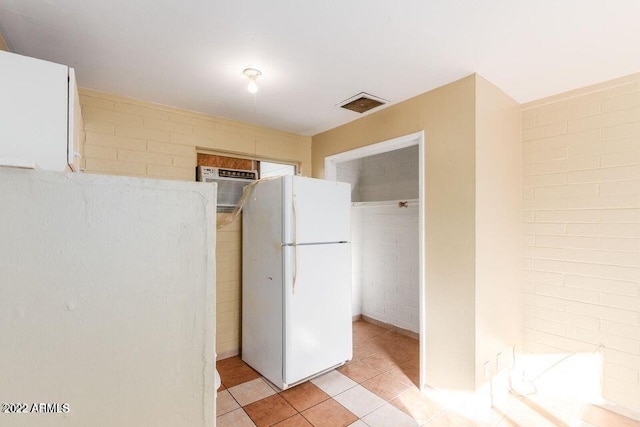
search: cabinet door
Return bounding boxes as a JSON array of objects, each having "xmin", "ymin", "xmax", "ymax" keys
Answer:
[{"xmin": 0, "ymin": 51, "xmax": 68, "ymax": 171}]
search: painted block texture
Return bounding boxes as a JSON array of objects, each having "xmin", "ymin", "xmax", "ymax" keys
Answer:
[
  {"xmin": 78, "ymin": 89, "xmax": 311, "ymax": 357},
  {"xmin": 337, "ymin": 145, "xmax": 420, "ymax": 333},
  {"xmin": 522, "ymin": 75, "xmax": 640, "ymax": 411},
  {"xmin": 351, "ymin": 204, "xmax": 419, "ymax": 333}
]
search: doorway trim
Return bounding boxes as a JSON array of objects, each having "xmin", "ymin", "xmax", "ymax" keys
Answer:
[{"xmin": 324, "ymin": 130, "xmax": 426, "ymax": 391}]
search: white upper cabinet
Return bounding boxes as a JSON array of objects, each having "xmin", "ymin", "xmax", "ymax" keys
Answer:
[{"xmin": 0, "ymin": 50, "xmax": 83, "ymax": 172}]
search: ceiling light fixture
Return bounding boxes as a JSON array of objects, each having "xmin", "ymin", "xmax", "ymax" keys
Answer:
[{"xmin": 243, "ymin": 67, "xmax": 262, "ymax": 94}]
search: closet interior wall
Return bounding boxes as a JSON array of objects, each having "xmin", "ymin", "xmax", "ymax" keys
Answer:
[{"xmin": 337, "ymin": 145, "xmax": 420, "ymax": 334}]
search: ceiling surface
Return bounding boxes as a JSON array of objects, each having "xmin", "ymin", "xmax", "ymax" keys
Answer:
[{"xmin": 1, "ymin": 0, "xmax": 639, "ymax": 136}]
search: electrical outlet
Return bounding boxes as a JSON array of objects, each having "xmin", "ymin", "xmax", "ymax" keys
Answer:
[
  {"xmin": 496, "ymin": 352, "xmax": 503, "ymax": 371},
  {"xmin": 484, "ymin": 361, "xmax": 491, "ymax": 379}
]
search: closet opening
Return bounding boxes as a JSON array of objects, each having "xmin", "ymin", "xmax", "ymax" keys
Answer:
[{"xmin": 325, "ymin": 131, "xmax": 426, "ymax": 391}]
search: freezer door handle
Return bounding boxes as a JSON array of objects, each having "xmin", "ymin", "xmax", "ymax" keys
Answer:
[{"xmin": 292, "ymin": 178, "xmax": 298, "ymax": 246}]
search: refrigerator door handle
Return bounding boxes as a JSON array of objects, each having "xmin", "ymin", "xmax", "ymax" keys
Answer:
[
  {"xmin": 292, "ymin": 178, "xmax": 298, "ymax": 246},
  {"xmin": 293, "ymin": 244, "xmax": 298, "ymax": 294},
  {"xmin": 292, "ymin": 190, "xmax": 298, "ymax": 294}
]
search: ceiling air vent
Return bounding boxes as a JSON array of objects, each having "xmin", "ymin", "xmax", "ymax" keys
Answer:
[{"xmin": 339, "ymin": 92, "xmax": 387, "ymax": 113}]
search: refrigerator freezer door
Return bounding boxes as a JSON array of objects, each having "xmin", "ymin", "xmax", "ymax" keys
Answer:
[
  {"xmin": 283, "ymin": 176, "xmax": 351, "ymax": 245},
  {"xmin": 283, "ymin": 243, "xmax": 352, "ymax": 385}
]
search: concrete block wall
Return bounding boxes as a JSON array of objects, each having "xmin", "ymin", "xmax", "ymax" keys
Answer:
[
  {"xmin": 352, "ymin": 204, "xmax": 419, "ymax": 333},
  {"xmin": 336, "ymin": 145, "xmax": 420, "ymax": 333},
  {"xmin": 350, "ymin": 205, "xmax": 364, "ymax": 317},
  {"xmin": 215, "ymin": 216, "xmax": 242, "ymax": 355},
  {"xmin": 522, "ymin": 74, "xmax": 640, "ymax": 411},
  {"xmin": 79, "ymin": 88, "xmax": 311, "ymax": 358},
  {"xmin": 358, "ymin": 145, "xmax": 419, "ymax": 202},
  {"xmin": 336, "ymin": 158, "xmax": 362, "ymax": 202}
]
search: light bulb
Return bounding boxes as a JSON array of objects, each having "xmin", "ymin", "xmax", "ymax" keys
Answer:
[
  {"xmin": 243, "ymin": 68, "xmax": 262, "ymax": 94},
  {"xmin": 247, "ymin": 79, "xmax": 258, "ymax": 94}
]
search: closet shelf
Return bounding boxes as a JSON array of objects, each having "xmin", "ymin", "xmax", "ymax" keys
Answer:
[{"xmin": 351, "ymin": 198, "xmax": 419, "ymax": 208}]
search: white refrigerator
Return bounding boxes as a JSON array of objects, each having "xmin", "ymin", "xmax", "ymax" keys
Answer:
[{"xmin": 242, "ymin": 175, "xmax": 352, "ymax": 389}]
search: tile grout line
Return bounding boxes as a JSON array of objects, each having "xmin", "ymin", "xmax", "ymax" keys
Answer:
[{"xmin": 219, "ymin": 322, "xmax": 420, "ymax": 426}]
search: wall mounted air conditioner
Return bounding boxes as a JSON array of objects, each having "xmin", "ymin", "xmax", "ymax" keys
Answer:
[{"xmin": 196, "ymin": 166, "xmax": 257, "ymax": 212}]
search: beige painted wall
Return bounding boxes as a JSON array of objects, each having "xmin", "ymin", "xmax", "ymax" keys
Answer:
[
  {"xmin": 314, "ymin": 75, "xmax": 479, "ymax": 390},
  {"xmin": 78, "ymin": 88, "xmax": 312, "ymax": 357},
  {"xmin": 313, "ymin": 74, "xmax": 522, "ymax": 392},
  {"xmin": 522, "ymin": 73, "xmax": 640, "ymax": 411},
  {"xmin": 475, "ymin": 76, "xmax": 523, "ymax": 387}
]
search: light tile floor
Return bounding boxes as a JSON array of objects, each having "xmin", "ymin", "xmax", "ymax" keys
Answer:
[{"xmin": 216, "ymin": 320, "xmax": 640, "ymax": 427}]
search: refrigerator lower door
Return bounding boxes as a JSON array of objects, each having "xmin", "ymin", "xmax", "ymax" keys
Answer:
[{"xmin": 283, "ymin": 243, "xmax": 352, "ymax": 386}]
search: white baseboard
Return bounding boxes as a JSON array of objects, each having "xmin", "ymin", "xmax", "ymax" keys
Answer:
[{"xmin": 598, "ymin": 401, "xmax": 640, "ymax": 422}]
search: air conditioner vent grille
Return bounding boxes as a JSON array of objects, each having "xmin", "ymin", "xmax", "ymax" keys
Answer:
[{"xmin": 339, "ymin": 92, "xmax": 387, "ymax": 113}]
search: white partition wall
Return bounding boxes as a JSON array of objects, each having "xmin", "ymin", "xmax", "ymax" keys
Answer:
[{"xmin": 0, "ymin": 168, "xmax": 217, "ymax": 427}]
